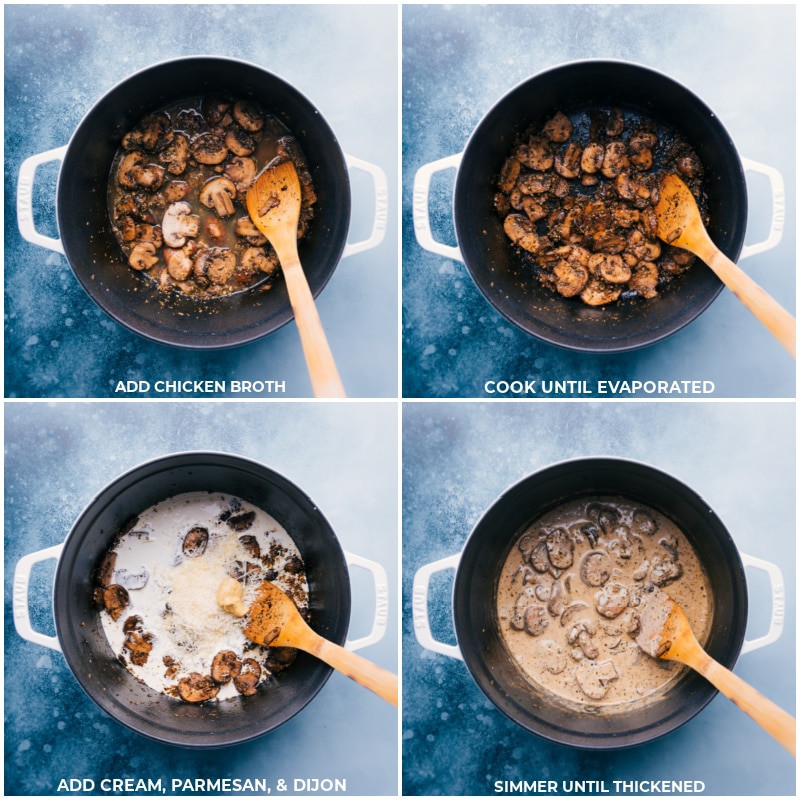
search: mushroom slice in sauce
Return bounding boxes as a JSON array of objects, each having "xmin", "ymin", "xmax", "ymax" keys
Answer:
[
  {"xmin": 182, "ymin": 526, "xmax": 209, "ymax": 558},
  {"xmin": 178, "ymin": 673, "xmax": 220, "ymax": 703}
]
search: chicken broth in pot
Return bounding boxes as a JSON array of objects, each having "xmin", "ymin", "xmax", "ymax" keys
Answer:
[
  {"xmin": 94, "ymin": 492, "xmax": 309, "ymax": 704},
  {"xmin": 496, "ymin": 496, "xmax": 712, "ymax": 710},
  {"xmin": 107, "ymin": 96, "xmax": 317, "ymax": 299}
]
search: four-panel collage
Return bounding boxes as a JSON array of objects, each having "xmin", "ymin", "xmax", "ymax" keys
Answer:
[{"xmin": 4, "ymin": 3, "xmax": 796, "ymax": 800}]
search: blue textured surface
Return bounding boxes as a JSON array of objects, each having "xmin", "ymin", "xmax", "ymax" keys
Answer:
[
  {"xmin": 402, "ymin": 401, "xmax": 795, "ymax": 796},
  {"xmin": 5, "ymin": 402, "xmax": 398, "ymax": 796},
  {"xmin": 402, "ymin": 4, "xmax": 796, "ymax": 398},
  {"xmin": 4, "ymin": 4, "xmax": 398, "ymax": 399}
]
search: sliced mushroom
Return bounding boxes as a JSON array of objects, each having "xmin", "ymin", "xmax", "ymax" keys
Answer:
[
  {"xmin": 159, "ymin": 133, "xmax": 190, "ymax": 175},
  {"xmin": 103, "ymin": 584, "xmax": 130, "ymax": 621},
  {"xmin": 202, "ymin": 95, "xmax": 233, "ymax": 126},
  {"xmin": 629, "ymin": 263, "xmax": 659, "ymax": 299},
  {"xmin": 580, "ymin": 143, "xmax": 604, "ymax": 175},
  {"xmin": 242, "ymin": 247, "xmax": 279, "ymax": 275},
  {"xmin": 194, "ymin": 247, "xmax": 237, "ymax": 287},
  {"xmin": 227, "ymin": 510, "xmax": 256, "ymax": 531},
  {"xmin": 182, "ymin": 526, "xmax": 209, "ymax": 558},
  {"xmin": 224, "ymin": 157, "xmax": 256, "ymax": 197},
  {"xmin": 580, "ymin": 551, "xmax": 612, "ymax": 587},
  {"xmin": 178, "ymin": 673, "xmax": 220, "ymax": 703},
  {"xmin": 211, "ymin": 650, "xmax": 242, "ymax": 684},
  {"xmin": 516, "ymin": 135, "xmax": 554, "ymax": 171},
  {"xmin": 546, "ymin": 528, "xmax": 574, "ymax": 569},
  {"xmin": 595, "ymin": 582, "xmax": 630, "ymax": 618},
  {"xmin": 554, "ymin": 142, "xmax": 582, "ymax": 179},
  {"xmin": 553, "ymin": 260, "xmax": 589, "ymax": 298},
  {"xmin": 233, "ymin": 658, "xmax": 261, "ymax": 696},
  {"xmin": 225, "ymin": 126, "xmax": 257, "ymax": 157},
  {"xmin": 498, "ymin": 156, "xmax": 522, "ymax": 193},
  {"xmin": 161, "ymin": 201, "xmax": 200, "ymax": 248},
  {"xmin": 163, "ymin": 247, "xmax": 194, "ymax": 281},
  {"xmin": 233, "ymin": 100, "xmax": 265, "ymax": 133},
  {"xmin": 199, "ymin": 176, "xmax": 237, "ymax": 218},
  {"xmin": 118, "ymin": 152, "xmax": 147, "ymax": 189},
  {"xmin": 235, "ymin": 216, "xmax": 268, "ymax": 245},
  {"xmin": 503, "ymin": 214, "xmax": 540, "ymax": 253},
  {"xmin": 191, "ymin": 132, "xmax": 228, "ymax": 165},
  {"xmin": 524, "ymin": 605, "xmax": 550, "ymax": 636},
  {"xmin": 128, "ymin": 241, "xmax": 159, "ymax": 271},
  {"xmin": 542, "ymin": 111, "xmax": 572, "ymax": 143}
]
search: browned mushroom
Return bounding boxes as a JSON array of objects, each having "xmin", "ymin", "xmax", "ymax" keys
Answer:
[
  {"xmin": 232, "ymin": 100, "xmax": 265, "ymax": 133},
  {"xmin": 159, "ymin": 133, "xmax": 190, "ymax": 175},
  {"xmin": 199, "ymin": 176, "xmax": 237, "ymax": 218},
  {"xmin": 542, "ymin": 111, "xmax": 572, "ymax": 143},
  {"xmin": 177, "ymin": 673, "xmax": 220, "ymax": 703},
  {"xmin": 225, "ymin": 127, "xmax": 256, "ymax": 157},
  {"xmin": 210, "ymin": 651, "xmax": 242, "ymax": 684},
  {"xmin": 194, "ymin": 247, "xmax": 237, "ymax": 287},
  {"xmin": 241, "ymin": 247, "xmax": 279, "ymax": 275},
  {"xmin": 163, "ymin": 247, "xmax": 194, "ymax": 281},
  {"xmin": 191, "ymin": 132, "xmax": 228, "ymax": 165},
  {"xmin": 182, "ymin": 526, "xmax": 209, "ymax": 558},
  {"xmin": 233, "ymin": 658, "xmax": 261, "ymax": 696},
  {"xmin": 103, "ymin": 584, "xmax": 130, "ymax": 621},
  {"xmin": 224, "ymin": 157, "xmax": 256, "ymax": 197},
  {"xmin": 128, "ymin": 242, "xmax": 159, "ymax": 271}
]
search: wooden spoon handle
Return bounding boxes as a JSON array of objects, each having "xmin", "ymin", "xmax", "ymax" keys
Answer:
[
  {"xmin": 280, "ymin": 249, "xmax": 347, "ymax": 398},
  {"xmin": 698, "ymin": 654, "xmax": 795, "ymax": 755},
  {"xmin": 312, "ymin": 637, "xmax": 398, "ymax": 706},
  {"xmin": 704, "ymin": 245, "xmax": 796, "ymax": 358}
]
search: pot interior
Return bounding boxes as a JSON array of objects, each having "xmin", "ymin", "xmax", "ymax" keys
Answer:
[
  {"xmin": 455, "ymin": 61, "xmax": 747, "ymax": 352},
  {"xmin": 453, "ymin": 458, "xmax": 747, "ymax": 749},
  {"xmin": 57, "ymin": 57, "xmax": 351, "ymax": 349},
  {"xmin": 53, "ymin": 452, "xmax": 351, "ymax": 748}
]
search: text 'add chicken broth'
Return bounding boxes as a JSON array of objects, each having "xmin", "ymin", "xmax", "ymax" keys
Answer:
[
  {"xmin": 496, "ymin": 496, "xmax": 712, "ymax": 710},
  {"xmin": 108, "ymin": 96, "xmax": 317, "ymax": 299},
  {"xmin": 94, "ymin": 492, "xmax": 308, "ymax": 703}
]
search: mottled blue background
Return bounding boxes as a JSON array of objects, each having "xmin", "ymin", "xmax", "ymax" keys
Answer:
[
  {"xmin": 4, "ymin": 4, "xmax": 398, "ymax": 399},
  {"xmin": 5, "ymin": 401, "xmax": 398, "ymax": 796},
  {"xmin": 402, "ymin": 4, "xmax": 796, "ymax": 398},
  {"xmin": 402, "ymin": 401, "xmax": 795, "ymax": 796}
]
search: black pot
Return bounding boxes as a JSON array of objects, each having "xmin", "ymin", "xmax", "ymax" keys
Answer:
[
  {"xmin": 452, "ymin": 457, "xmax": 747, "ymax": 749},
  {"xmin": 51, "ymin": 452, "xmax": 351, "ymax": 748},
  {"xmin": 454, "ymin": 60, "xmax": 746, "ymax": 352},
  {"xmin": 55, "ymin": 56, "xmax": 350, "ymax": 349}
]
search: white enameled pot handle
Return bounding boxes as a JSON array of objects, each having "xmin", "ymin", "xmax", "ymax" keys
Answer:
[
  {"xmin": 739, "ymin": 552, "xmax": 785, "ymax": 655},
  {"xmin": 412, "ymin": 552, "xmax": 463, "ymax": 661},
  {"xmin": 344, "ymin": 550, "xmax": 390, "ymax": 652},
  {"xmin": 739, "ymin": 157, "xmax": 785, "ymax": 261},
  {"xmin": 413, "ymin": 153, "xmax": 464, "ymax": 262},
  {"xmin": 13, "ymin": 543, "xmax": 64, "ymax": 652},
  {"xmin": 17, "ymin": 146, "xmax": 67, "ymax": 255},
  {"xmin": 342, "ymin": 154, "xmax": 388, "ymax": 259}
]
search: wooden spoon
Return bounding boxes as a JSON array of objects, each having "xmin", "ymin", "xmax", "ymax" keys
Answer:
[
  {"xmin": 654, "ymin": 173, "xmax": 795, "ymax": 357},
  {"xmin": 217, "ymin": 577, "xmax": 398, "ymax": 706},
  {"xmin": 246, "ymin": 159, "xmax": 346, "ymax": 397},
  {"xmin": 636, "ymin": 587, "xmax": 795, "ymax": 755}
]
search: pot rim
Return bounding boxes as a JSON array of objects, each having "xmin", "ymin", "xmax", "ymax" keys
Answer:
[
  {"xmin": 453, "ymin": 59, "xmax": 746, "ymax": 353},
  {"xmin": 452, "ymin": 455, "xmax": 748, "ymax": 750},
  {"xmin": 55, "ymin": 55, "xmax": 351, "ymax": 350}
]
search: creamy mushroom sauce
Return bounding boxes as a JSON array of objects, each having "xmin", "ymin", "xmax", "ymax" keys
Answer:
[
  {"xmin": 496, "ymin": 496, "xmax": 712, "ymax": 710},
  {"xmin": 493, "ymin": 107, "xmax": 707, "ymax": 306},
  {"xmin": 95, "ymin": 492, "xmax": 308, "ymax": 702},
  {"xmin": 107, "ymin": 96, "xmax": 316, "ymax": 299}
]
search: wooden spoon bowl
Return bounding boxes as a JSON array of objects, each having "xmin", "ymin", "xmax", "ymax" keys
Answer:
[
  {"xmin": 654, "ymin": 173, "xmax": 795, "ymax": 357},
  {"xmin": 246, "ymin": 160, "xmax": 347, "ymax": 397},
  {"xmin": 636, "ymin": 587, "xmax": 795, "ymax": 755}
]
